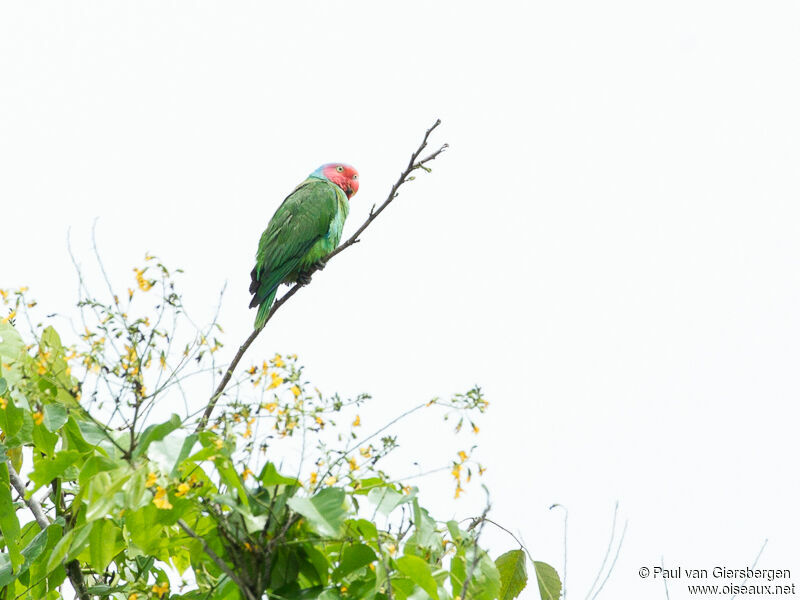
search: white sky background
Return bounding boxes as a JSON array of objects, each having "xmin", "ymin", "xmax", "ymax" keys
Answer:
[{"xmin": 2, "ymin": 1, "xmax": 800, "ymax": 598}]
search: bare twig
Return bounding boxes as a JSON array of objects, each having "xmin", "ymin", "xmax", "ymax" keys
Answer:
[
  {"xmin": 460, "ymin": 497, "xmax": 492, "ymax": 600},
  {"xmin": 7, "ymin": 461, "xmax": 91, "ymax": 600},
  {"xmin": 550, "ymin": 503, "xmax": 569, "ymax": 599},
  {"xmin": 7, "ymin": 461, "xmax": 49, "ymax": 529},
  {"xmin": 177, "ymin": 518, "xmax": 258, "ymax": 600},
  {"xmin": 195, "ymin": 119, "xmax": 447, "ymax": 433}
]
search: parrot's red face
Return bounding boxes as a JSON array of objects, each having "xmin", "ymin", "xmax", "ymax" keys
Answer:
[{"xmin": 321, "ymin": 163, "xmax": 359, "ymax": 199}]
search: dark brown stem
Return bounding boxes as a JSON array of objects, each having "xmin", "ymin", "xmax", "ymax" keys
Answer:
[
  {"xmin": 177, "ymin": 518, "xmax": 258, "ymax": 600},
  {"xmin": 194, "ymin": 119, "xmax": 447, "ymax": 434}
]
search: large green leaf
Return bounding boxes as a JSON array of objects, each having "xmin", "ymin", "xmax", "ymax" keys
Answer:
[
  {"xmin": 332, "ymin": 543, "xmax": 376, "ymax": 580},
  {"xmin": 0, "ymin": 462, "xmax": 22, "ymax": 568},
  {"xmin": 132, "ymin": 413, "xmax": 181, "ymax": 458},
  {"xmin": 396, "ymin": 554, "xmax": 439, "ymax": 599},
  {"xmin": 0, "ymin": 322, "xmax": 24, "ymax": 386},
  {"xmin": 367, "ymin": 485, "xmax": 416, "ymax": 516},
  {"xmin": 259, "ymin": 462, "xmax": 300, "ymax": 487},
  {"xmin": 43, "ymin": 404, "xmax": 67, "ymax": 432},
  {"xmin": 86, "ymin": 519, "xmax": 123, "ymax": 572},
  {"xmin": 287, "ymin": 488, "xmax": 348, "ymax": 537},
  {"xmin": 28, "ymin": 450, "xmax": 81, "ymax": 491},
  {"xmin": 495, "ymin": 550, "xmax": 528, "ymax": 600},
  {"xmin": 0, "ymin": 525, "xmax": 50, "ymax": 587},
  {"xmin": 534, "ymin": 561, "xmax": 562, "ymax": 600}
]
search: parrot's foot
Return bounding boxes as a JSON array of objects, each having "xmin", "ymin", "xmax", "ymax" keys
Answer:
[
  {"xmin": 296, "ymin": 272, "xmax": 313, "ymax": 286},
  {"xmin": 313, "ymin": 258, "xmax": 327, "ymax": 271}
]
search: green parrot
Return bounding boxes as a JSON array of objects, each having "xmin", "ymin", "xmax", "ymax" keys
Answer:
[{"xmin": 249, "ymin": 163, "xmax": 360, "ymax": 329}]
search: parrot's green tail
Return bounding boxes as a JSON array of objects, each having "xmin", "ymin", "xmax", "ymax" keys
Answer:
[{"xmin": 254, "ymin": 290, "xmax": 277, "ymax": 330}]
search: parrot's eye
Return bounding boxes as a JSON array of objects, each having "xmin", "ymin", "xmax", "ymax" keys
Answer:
[
  {"xmin": 336, "ymin": 166, "xmax": 344, "ymax": 173},
  {"xmin": 352, "ymin": 174, "xmax": 358, "ymax": 180}
]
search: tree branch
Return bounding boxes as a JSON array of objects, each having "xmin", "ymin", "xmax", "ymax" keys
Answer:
[
  {"xmin": 177, "ymin": 518, "xmax": 258, "ymax": 600},
  {"xmin": 195, "ymin": 119, "xmax": 447, "ymax": 433},
  {"xmin": 7, "ymin": 461, "xmax": 91, "ymax": 600}
]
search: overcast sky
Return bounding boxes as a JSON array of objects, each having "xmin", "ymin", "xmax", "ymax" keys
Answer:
[{"xmin": 3, "ymin": 2, "xmax": 800, "ymax": 598}]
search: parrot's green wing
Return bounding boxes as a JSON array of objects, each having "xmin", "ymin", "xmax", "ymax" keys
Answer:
[{"xmin": 249, "ymin": 178, "xmax": 339, "ymax": 327}]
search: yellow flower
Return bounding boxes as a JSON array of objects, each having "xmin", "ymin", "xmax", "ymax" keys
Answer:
[
  {"xmin": 213, "ymin": 438, "xmax": 224, "ymax": 450},
  {"xmin": 248, "ymin": 365, "xmax": 258, "ymax": 375},
  {"xmin": 242, "ymin": 467, "xmax": 253, "ymax": 481},
  {"xmin": 291, "ymin": 384, "xmax": 301, "ymax": 398},
  {"xmin": 309, "ymin": 471, "xmax": 318, "ymax": 484},
  {"xmin": 151, "ymin": 582, "xmax": 169, "ymax": 598},
  {"xmin": 387, "ymin": 544, "xmax": 397, "ymax": 556},
  {"xmin": 359, "ymin": 446, "xmax": 371, "ymax": 458},
  {"xmin": 0, "ymin": 397, "xmax": 7, "ymax": 410},
  {"xmin": 348, "ymin": 457, "xmax": 358, "ymax": 472},
  {"xmin": 2, "ymin": 310, "xmax": 17, "ymax": 324},
  {"xmin": 472, "ymin": 424, "xmax": 480, "ymax": 434},
  {"xmin": 268, "ymin": 372, "xmax": 283, "ymax": 389},
  {"xmin": 458, "ymin": 450, "xmax": 468, "ymax": 462},
  {"xmin": 128, "ymin": 593, "xmax": 138, "ymax": 600},
  {"xmin": 324, "ymin": 476, "xmax": 337, "ymax": 486},
  {"xmin": 146, "ymin": 472, "xmax": 158, "ymax": 487},
  {"xmin": 263, "ymin": 402, "xmax": 278, "ymax": 413},
  {"xmin": 153, "ymin": 486, "xmax": 172, "ymax": 510},
  {"xmin": 271, "ymin": 353, "xmax": 285, "ymax": 368},
  {"xmin": 352, "ymin": 415, "xmax": 361, "ymax": 427},
  {"xmin": 175, "ymin": 482, "xmax": 191, "ymax": 497},
  {"xmin": 455, "ymin": 485, "xmax": 464, "ymax": 499},
  {"xmin": 133, "ymin": 268, "xmax": 153, "ymax": 292},
  {"xmin": 315, "ymin": 415, "xmax": 324, "ymax": 428},
  {"xmin": 451, "ymin": 464, "xmax": 462, "ymax": 480},
  {"xmin": 127, "ymin": 288, "xmax": 134, "ymax": 300},
  {"xmin": 33, "ymin": 411, "xmax": 44, "ymax": 425}
]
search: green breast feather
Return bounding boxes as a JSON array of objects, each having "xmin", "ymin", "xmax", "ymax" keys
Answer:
[{"xmin": 249, "ymin": 177, "xmax": 349, "ymax": 329}]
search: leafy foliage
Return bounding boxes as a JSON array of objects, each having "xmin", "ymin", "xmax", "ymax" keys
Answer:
[{"xmin": 0, "ymin": 264, "xmax": 561, "ymax": 599}]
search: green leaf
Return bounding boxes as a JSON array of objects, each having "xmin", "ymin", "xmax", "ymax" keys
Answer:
[
  {"xmin": 287, "ymin": 488, "xmax": 348, "ymax": 537},
  {"xmin": 495, "ymin": 550, "xmax": 528, "ymax": 600},
  {"xmin": 534, "ymin": 561, "xmax": 562, "ymax": 600},
  {"xmin": 259, "ymin": 462, "xmax": 300, "ymax": 487},
  {"xmin": 87, "ymin": 519, "xmax": 122, "ymax": 572},
  {"xmin": 0, "ymin": 462, "xmax": 22, "ymax": 568},
  {"xmin": 168, "ymin": 433, "xmax": 198, "ymax": 477},
  {"xmin": 85, "ymin": 469, "xmax": 130, "ymax": 521},
  {"xmin": 410, "ymin": 499, "xmax": 440, "ymax": 551},
  {"xmin": 45, "ymin": 529, "xmax": 75, "ymax": 574},
  {"xmin": 0, "ymin": 525, "xmax": 50, "ymax": 587},
  {"xmin": 28, "ymin": 450, "xmax": 81, "ymax": 491},
  {"xmin": 396, "ymin": 554, "xmax": 439, "ymax": 600},
  {"xmin": 332, "ymin": 543, "xmax": 376, "ymax": 580},
  {"xmin": 367, "ymin": 485, "xmax": 416, "ymax": 516},
  {"xmin": 124, "ymin": 466, "xmax": 148, "ymax": 509},
  {"xmin": 0, "ymin": 529, "xmax": 47, "ymax": 589},
  {"xmin": 0, "ymin": 322, "xmax": 24, "ymax": 386},
  {"xmin": 0, "ymin": 377, "xmax": 6, "ymax": 395},
  {"xmin": 32, "ymin": 421, "xmax": 58, "ymax": 455},
  {"xmin": 215, "ymin": 458, "xmax": 249, "ymax": 508},
  {"xmin": 43, "ymin": 404, "xmax": 67, "ymax": 432},
  {"xmin": 132, "ymin": 413, "xmax": 181, "ymax": 459}
]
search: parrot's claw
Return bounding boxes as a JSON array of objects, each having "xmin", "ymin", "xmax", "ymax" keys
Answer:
[
  {"xmin": 296, "ymin": 272, "xmax": 313, "ymax": 286},
  {"xmin": 313, "ymin": 259, "xmax": 327, "ymax": 271}
]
